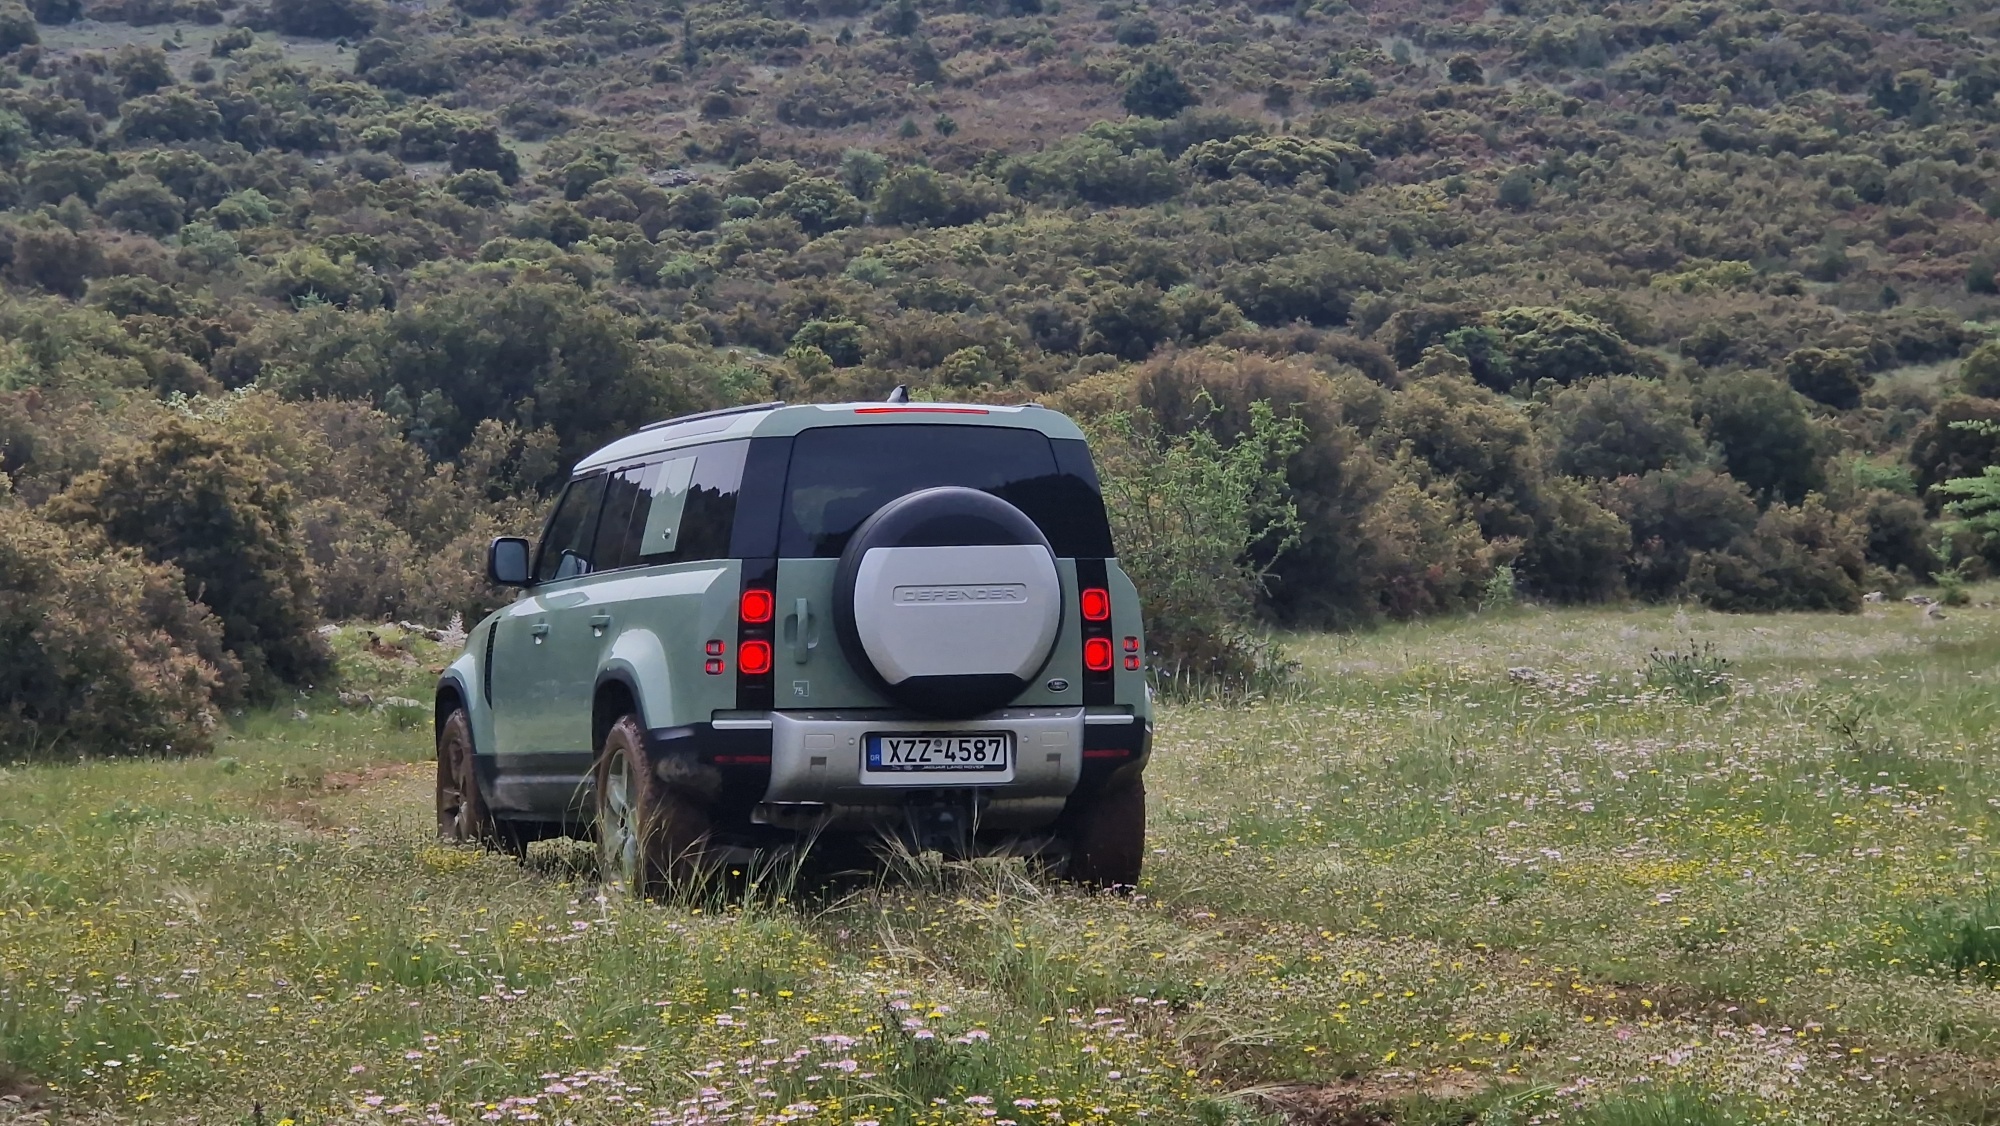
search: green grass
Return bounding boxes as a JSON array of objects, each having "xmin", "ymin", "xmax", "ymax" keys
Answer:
[{"xmin": 4, "ymin": 607, "xmax": 2000, "ymax": 1123}]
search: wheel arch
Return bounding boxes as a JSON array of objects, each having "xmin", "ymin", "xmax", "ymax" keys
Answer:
[{"xmin": 592, "ymin": 670, "xmax": 643, "ymax": 758}]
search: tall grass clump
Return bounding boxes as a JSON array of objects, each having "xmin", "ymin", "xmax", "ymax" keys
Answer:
[
  {"xmin": 1907, "ymin": 894, "xmax": 2000, "ymax": 978},
  {"xmin": 1644, "ymin": 639, "xmax": 1732, "ymax": 703}
]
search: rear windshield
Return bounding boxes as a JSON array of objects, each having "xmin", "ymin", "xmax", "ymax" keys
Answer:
[{"xmin": 776, "ymin": 425, "xmax": 1114, "ymax": 558}]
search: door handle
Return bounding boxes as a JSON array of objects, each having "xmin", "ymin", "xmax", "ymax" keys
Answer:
[
  {"xmin": 530, "ymin": 622, "xmax": 549, "ymax": 643},
  {"xmin": 789, "ymin": 597, "xmax": 818, "ymax": 664},
  {"xmin": 588, "ymin": 613, "xmax": 611, "ymax": 636}
]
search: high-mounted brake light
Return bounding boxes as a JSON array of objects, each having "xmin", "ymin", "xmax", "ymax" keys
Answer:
[
  {"xmin": 740, "ymin": 639, "xmax": 773, "ymax": 676},
  {"xmin": 851, "ymin": 406, "xmax": 990, "ymax": 415},
  {"xmin": 1080, "ymin": 587, "xmax": 1111, "ymax": 622},
  {"xmin": 1083, "ymin": 636, "xmax": 1114, "ymax": 672},
  {"xmin": 740, "ymin": 589, "xmax": 775, "ymax": 623}
]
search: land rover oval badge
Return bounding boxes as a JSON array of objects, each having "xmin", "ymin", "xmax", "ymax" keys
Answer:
[{"xmin": 1046, "ymin": 677, "xmax": 1070, "ymax": 692}]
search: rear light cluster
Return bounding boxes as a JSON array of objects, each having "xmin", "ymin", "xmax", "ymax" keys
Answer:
[
  {"xmin": 1123, "ymin": 635, "xmax": 1141, "ymax": 671},
  {"xmin": 714, "ymin": 564, "xmax": 779, "ymax": 710},
  {"xmin": 1080, "ymin": 585, "xmax": 1113, "ymax": 672}
]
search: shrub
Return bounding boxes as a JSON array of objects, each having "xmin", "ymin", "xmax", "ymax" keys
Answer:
[
  {"xmin": 1850, "ymin": 488, "xmax": 1935, "ymax": 578},
  {"xmin": 1116, "ymin": 348, "xmax": 1491, "ymax": 626},
  {"xmin": 94, "ymin": 173, "xmax": 184, "ymax": 236},
  {"xmin": 119, "ymin": 91, "xmax": 227, "ymax": 145},
  {"xmin": 0, "ymin": 3, "xmax": 36, "ymax": 53},
  {"xmin": 0, "ymin": 489, "xmax": 241, "ymax": 758},
  {"xmin": 1910, "ymin": 396, "xmax": 2000, "ymax": 498},
  {"xmin": 1486, "ymin": 306, "xmax": 1637, "ymax": 388},
  {"xmin": 1686, "ymin": 495, "xmax": 1867, "ymax": 613},
  {"xmin": 762, "ymin": 177, "xmax": 864, "ymax": 237},
  {"xmin": 1959, "ymin": 341, "xmax": 2000, "ymax": 399},
  {"xmin": 1181, "ymin": 135, "xmax": 1370, "ymax": 187},
  {"xmin": 271, "ymin": 0, "xmax": 377, "ymax": 39},
  {"xmin": 870, "ymin": 167, "xmax": 1006, "ymax": 228},
  {"xmin": 48, "ymin": 419, "xmax": 330, "ymax": 698},
  {"xmin": 1379, "ymin": 364, "xmax": 1541, "ymax": 541},
  {"xmin": 1520, "ymin": 474, "xmax": 1630, "ymax": 602},
  {"xmin": 1605, "ymin": 467, "xmax": 1761, "ymax": 599},
  {"xmin": 1783, "ymin": 347, "xmax": 1868, "ymax": 410},
  {"xmin": 1123, "ymin": 61, "xmax": 1196, "ymax": 119},
  {"xmin": 1694, "ymin": 370, "xmax": 1825, "ymax": 504},
  {"xmin": 1001, "ymin": 136, "xmax": 1180, "ymax": 206},
  {"xmin": 1538, "ymin": 376, "xmax": 1704, "ymax": 480},
  {"xmin": 1086, "ymin": 399, "xmax": 1304, "ymax": 693}
]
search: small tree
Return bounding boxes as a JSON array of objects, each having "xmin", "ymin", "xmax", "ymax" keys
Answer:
[
  {"xmin": 1123, "ymin": 61, "xmax": 1196, "ymax": 119},
  {"xmin": 1087, "ymin": 398, "xmax": 1305, "ymax": 692},
  {"xmin": 1447, "ymin": 53, "xmax": 1484, "ymax": 84},
  {"xmin": 49, "ymin": 420, "xmax": 330, "ymax": 699}
]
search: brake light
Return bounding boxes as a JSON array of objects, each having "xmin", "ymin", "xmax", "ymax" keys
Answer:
[
  {"xmin": 740, "ymin": 588, "xmax": 774, "ymax": 623},
  {"xmin": 740, "ymin": 639, "xmax": 773, "ymax": 676},
  {"xmin": 1080, "ymin": 587, "xmax": 1111, "ymax": 622},
  {"xmin": 1083, "ymin": 636, "xmax": 1113, "ymax": 672},
  {"xmin": 852, "ymin": 406, "xmax": 989, "ymax": 415}
]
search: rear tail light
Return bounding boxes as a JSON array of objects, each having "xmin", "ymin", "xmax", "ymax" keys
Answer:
[
  {"xmin": 1080, "ymin": 587, "xmax": 1110, "ymax": 621},
  {"xmin": 1083, "ymin": 636, "xmax": 1114, "ymax": 672},
  {"xmin": 736, "ymin": 567, "xmax": 778, "ymax": 709}
]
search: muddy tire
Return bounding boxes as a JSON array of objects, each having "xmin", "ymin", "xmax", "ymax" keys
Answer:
[
  {"xmin": 1062, "ymin": 776, "xmax": 1145, "ymax": 889},
  {"xmin": 594, "ymin": 714, "xmax": 714, "ymax": 899},
  {"xmin": 435, "ymin": 708, "xmax": 496, "ymax": 846}
]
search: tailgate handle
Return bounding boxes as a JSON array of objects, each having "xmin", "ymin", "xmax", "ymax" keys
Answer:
[
  {"xmin": 588, "ymin": 613, "xmax": 611, "ymax": 635},
  {"xmin": 787, "ymin": 597, "xmax": 818, "ymax": 664},
  {"xmin": 529, "ymin": 622, "xmax": 550, "ymax": 638}
]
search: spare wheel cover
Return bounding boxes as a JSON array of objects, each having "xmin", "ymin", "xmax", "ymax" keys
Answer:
[{"xmin": 833, "ymin": 486, "xmax": 1062, "ymax": 719}]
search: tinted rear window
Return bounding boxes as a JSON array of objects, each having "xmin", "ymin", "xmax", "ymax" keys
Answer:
[{"xmin": 777, "ymin": 425, "xmax": 1114, "ymax": 558}]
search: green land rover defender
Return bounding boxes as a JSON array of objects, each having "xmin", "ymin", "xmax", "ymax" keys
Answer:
[{"xmin": 433, "ymin": 400, "xmax": 1151, "ymax": 895}]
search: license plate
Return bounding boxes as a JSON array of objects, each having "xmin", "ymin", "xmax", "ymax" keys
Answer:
[{"xmin": 863, "ymin": 732, "xmax": 1014, "ymax": 779}]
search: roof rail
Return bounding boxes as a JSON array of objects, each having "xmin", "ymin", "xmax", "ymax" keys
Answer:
[{"xmin": 638, "ymin": 401, "xmax": 785, "ymax": 432}]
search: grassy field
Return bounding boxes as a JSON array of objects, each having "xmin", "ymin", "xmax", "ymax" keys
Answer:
[{"xmin": 4, "ymin": 604, "xmax": 2000, "ymax": 1125}]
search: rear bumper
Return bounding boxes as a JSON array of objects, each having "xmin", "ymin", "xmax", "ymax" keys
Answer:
[{"xmin": 668, "ymin": 706, "xmax": 1149, "ymax": 832}]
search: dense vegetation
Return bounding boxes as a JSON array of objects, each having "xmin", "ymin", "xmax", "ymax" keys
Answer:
[{"xmin": 2, "ymin": 0, "xmax": 2000, "ymax": 750}]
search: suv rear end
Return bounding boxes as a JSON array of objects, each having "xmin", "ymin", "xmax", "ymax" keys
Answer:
[{"xmin": 714, "ymin": 404, "xmax": 1150, "ymax": 880}]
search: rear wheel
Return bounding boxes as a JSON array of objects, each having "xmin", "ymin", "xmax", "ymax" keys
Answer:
[
  {"xmin": 594, "ymin": 714, "xmax": 713, "ymax": 899},
  {"xmin": 435, "ymin": 708, "xmax": 495, "ymax": 846},
  {"xmin": 1061, "ymin": 776, "xmax": 1145, "ymax": 889}
]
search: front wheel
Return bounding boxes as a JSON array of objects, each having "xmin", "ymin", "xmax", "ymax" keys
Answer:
[
  {"xmin": 594, "ymin": 714, "xmax": 714, "ymax": 899},
  {"xmin": 1061, "ymin": 776, "xmax": 1145, "ymax": 889},
  {"xmin": 436, "ymin": 708, "xmax": 496, "ymax": 846}
]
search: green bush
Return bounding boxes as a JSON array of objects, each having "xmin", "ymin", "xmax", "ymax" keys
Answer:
[
  {"xmin": 1694, "ymin": 370, "xmax": 1825, "ymax": 504},
  {"xmin": 1783, "ymin": 347, "xmax": 1868, "ymax": 410},
  {"xmin": 870, "ymin": 167, "xmax": 1007, "ymax": 228},
  {"xmin": 1605, "ymin": 467, "xmax": 1762, "ymax": 599},
  {"xmin": 1485, "ymin": 306, "xmax": 1637, "ymax": 388},
  {"xmin": 1959, "ymin": 341, "xmax": 2000, "ymax": 399},
  {"xmin": 1686, "ymin": 495, "xmax": 1868, "ymax": 613},
  {"xmin": 1123, "ymin": 61, "xmax": 1196, "ymax": 119},
  {"xmin": 1537, "ymin": 376, "xmax": 1704, "ymax": 480},
  {"xmin": 94, "ymin": 174, "xmax": 184, "ymax": 236},
  {"xmin": 0, "ymin": 488, "xmax": 241, "ymax": 758},
  {"xmin": 271, "ymin": 0, "xmax": 377, "ymax": 39},
  {"xmin": 1086, "ymin": 398, "xmax": 1303, "ymax": 693},
  {"xmin": 47, "ymin": 419, "xmax": 329, "ymax": 698},
  {"xmin": 1910, "ymin": 396, "xmax": 2000, "ymax": 498}
]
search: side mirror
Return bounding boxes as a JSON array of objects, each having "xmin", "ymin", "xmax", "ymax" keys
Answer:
[{"xmin": 487, "ymin": 537, "xmax": 533, "ymax": 587}]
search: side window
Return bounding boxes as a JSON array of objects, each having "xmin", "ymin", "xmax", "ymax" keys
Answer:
[
  {"xmin": 534, "ymin": 473, "xmax": 609, "ymax": 583},
  {"xmin": 593, "ymin": 464, "xmax": 652, "ymax": 571},
  {"xmin": 631, "ymin": 441, "xmax": 748, "ymax": 566}
]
